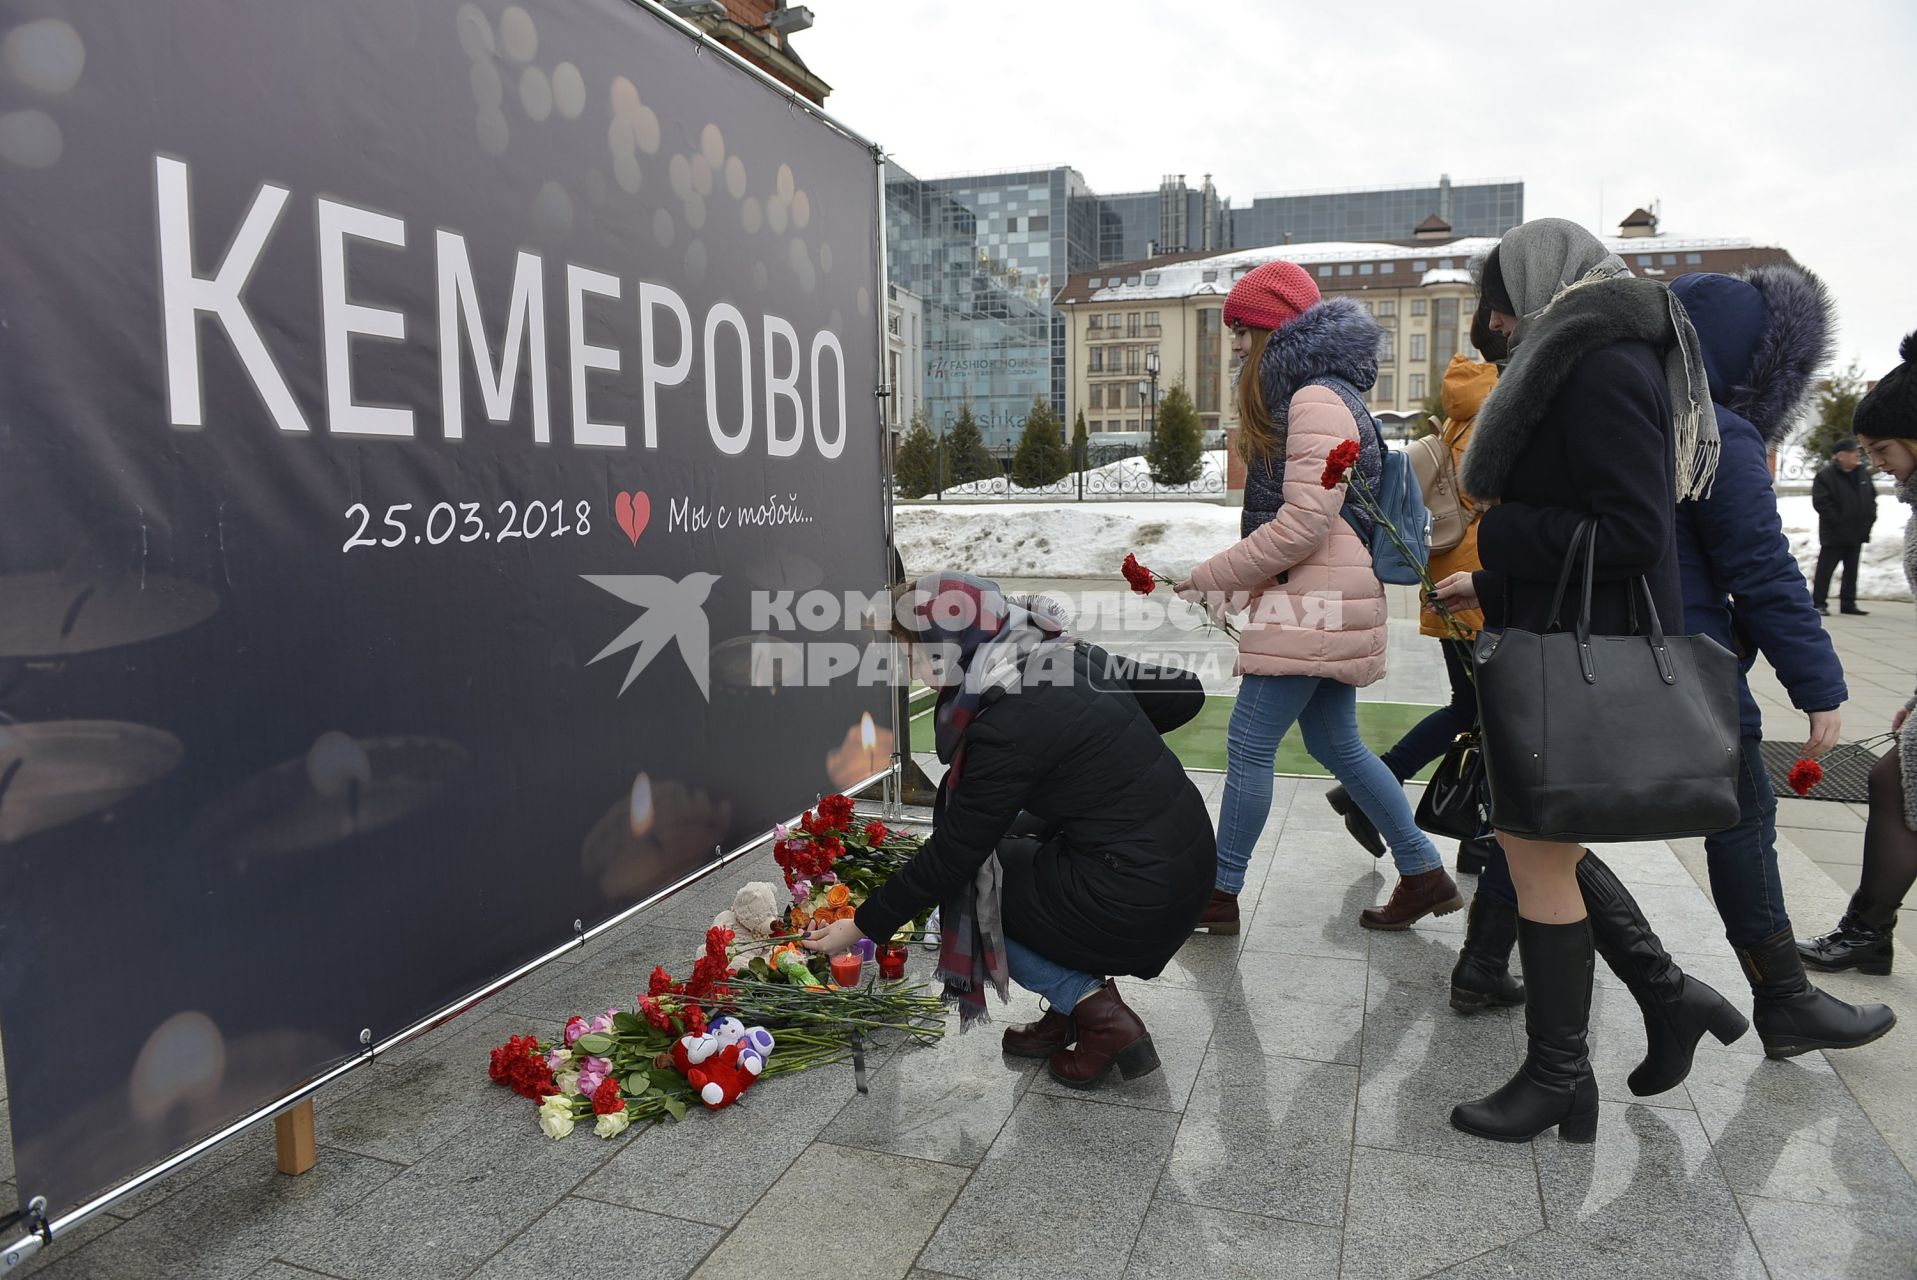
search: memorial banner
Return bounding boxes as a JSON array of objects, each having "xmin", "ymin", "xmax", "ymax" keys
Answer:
[{"xmin": 0, "ymin": 0, "xmax": 887, "ymax": 1219}]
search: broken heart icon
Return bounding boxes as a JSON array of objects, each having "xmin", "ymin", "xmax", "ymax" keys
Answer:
[{"xmin": 614, "ymin": 491, "xmax": 651, "ymax": 545}]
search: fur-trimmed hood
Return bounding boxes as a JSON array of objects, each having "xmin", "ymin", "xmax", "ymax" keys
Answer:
[
  {"xmin": 1258, "ymin": 297, "xmax": 1382, "ymax": 412},
  {"xmin": 1460, "ymin": 275, "xmax": 1708, "ymax": 501},
  {"xmin": 1669, "ymin": 263, "xmax": 1835, "ymax": 445}
]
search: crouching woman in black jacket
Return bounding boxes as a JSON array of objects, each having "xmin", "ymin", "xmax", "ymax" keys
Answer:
[{"xmin": 803, "ymin": 572, "xmax": 1216, "ymax": 1088}]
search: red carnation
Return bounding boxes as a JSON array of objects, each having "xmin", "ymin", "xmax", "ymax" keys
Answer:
[
  {"xmin": 683, "ymin": 1004, "xmax": 707, "ymax": 1035},
  {"xmin": 647, "ymin": 966, "xmax": 674, "ymax": 997},
  {"xmin": 1787, "ymin": 757, "xmax": 1824, "ymax": 797},
  {"xmin": 1321, "ymin": 440, "xmax": 1362, "ymax": 489},
  {"xmin": 489, "ymin": 1034, "xmax": 546, "ymax": 1092},
  {"xmin": 639, "ymin": 996, "xmax": 672, "ymax": 1031},
  {"xmin": 864, "ymin": 820, "xmax": 889, "ymax": 846},
  {"xmin": 820, "ymin": 793, "xmax": 855, "ymax": 830},
  {"xmin": 591, "ymin": 1075, "xmax": 626, "ymax": 1115},
  {"xmin": 1121, "ymin": 553, "xmax": 1156, "ymax": 596}
]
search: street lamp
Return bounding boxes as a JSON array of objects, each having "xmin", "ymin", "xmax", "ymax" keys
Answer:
[{"xmin": 1145, "ymin": 347, "xmax": 1161, "ymax": 440}]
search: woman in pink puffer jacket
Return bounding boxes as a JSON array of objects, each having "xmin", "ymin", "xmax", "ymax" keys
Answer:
[{"xmin": 1177, "ymin": 261, "xmax": 1459, "ymax": 933}]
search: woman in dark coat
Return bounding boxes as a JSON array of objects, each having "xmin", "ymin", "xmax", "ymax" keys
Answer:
[
  {"xmin": 803, "ymin": 572, "xmax": 1215, "ymax": 1089},
  {"xmin": 1431, "ymin": 218, "xmax": 1742, "ymax": 1143}
]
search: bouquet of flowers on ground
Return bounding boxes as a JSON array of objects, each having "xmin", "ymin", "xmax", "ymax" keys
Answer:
[
  {"xmin": 488, "ymin": 859, "xmax": 946, "ymax": 1139},
  {"xmin": 772, "ymin": 793, "xmax": 930, "ymax": 941}
]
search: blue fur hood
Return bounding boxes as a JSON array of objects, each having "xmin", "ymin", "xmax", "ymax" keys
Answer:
[
  {"xmin": 1258, "ymin": 297, "xmax": 1382, "ymax": 412},
  {"xmin": 1669, "ymin": 263, "xmax": 1834, "ymax": 445}
]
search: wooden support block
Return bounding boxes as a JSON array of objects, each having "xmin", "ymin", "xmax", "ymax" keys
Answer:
[{"xmin": 274, "ymin": 1099, "xmax": 317, "ymax": 1176}]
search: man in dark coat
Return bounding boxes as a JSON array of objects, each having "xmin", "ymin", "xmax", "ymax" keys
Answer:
[{"xmin": 1812, "ymin": 438, "xmax": 1878, "ymax": 615}]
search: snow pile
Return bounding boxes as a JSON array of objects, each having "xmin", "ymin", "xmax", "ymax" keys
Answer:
[
  {"xmin": 895, "ymin": 502, "xmax": 1243, "ymax": 579},
  {"xmin": 930, "ymin": 451, "xmax": 1226, "ymax": 500},
  {"xmin": 895, "ymin": 488, "xmax": 1913, "ymax": 598},
  {"xmin": 1776, "ymin": 494, "xmax": 1911, "ymax": 602}
]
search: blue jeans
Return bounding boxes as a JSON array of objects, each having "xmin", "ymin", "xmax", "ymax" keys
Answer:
[
  {"xmin": 1216, "ymin": 674, "xmax": 1443, "ymax": 893},
  {"xmin": 1477, "ymin": 735, "xmax": 1787, "ymax": 947},
  {"xmin": 1003, "ymin": 935, "xmax": 1101, "ymax": 1012}
]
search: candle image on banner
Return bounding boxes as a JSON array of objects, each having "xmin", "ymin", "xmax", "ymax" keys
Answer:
[
  {"xmin": 826, "ymin": 711, "xmax": 891, "ymax": 788},
  {"xmin": 581, "ymin": 772, "xmax": 734, "ymax": 901}
]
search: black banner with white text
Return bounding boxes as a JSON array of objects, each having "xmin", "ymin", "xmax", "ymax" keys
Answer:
[{"xmin": 0, "ymin": 0, "xmax": 887, "ymax": 1218}]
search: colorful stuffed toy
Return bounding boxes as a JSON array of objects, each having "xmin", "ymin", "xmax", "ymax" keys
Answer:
[
  {"xmin": 670, "ymin": 1027, "xmax": 773, "ymax": 1109},
  {"xmin": 707, "ymin": 1016, "xmax": 776, "ymax": 1074}
]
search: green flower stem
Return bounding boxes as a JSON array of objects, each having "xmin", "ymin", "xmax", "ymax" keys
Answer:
[{"xmin": 1344, "ymin": 473, "xmax": 1478, "ymax": 673}]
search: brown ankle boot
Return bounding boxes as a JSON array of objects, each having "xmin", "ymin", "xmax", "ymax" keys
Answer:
[
  {"xmin": 1195, "ymin": 888, "xmax": 1240, "ymax": 935},
  {"xmin": 1047, "ymin": 982, "xmax": 1160, "ymax": 1089},
  {"xmin": 1002, "ymin": 1005, "xmax": 1075, "ymax": 1057},
  {"xmin": 1360, "ymin": 868, "xmax": 1465, "ymax": 931}
]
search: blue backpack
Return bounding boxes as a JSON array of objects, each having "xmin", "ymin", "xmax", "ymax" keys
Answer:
[{"xmin": 1313, "ymin": 376, "xmax": 1432, "ymax": 587}]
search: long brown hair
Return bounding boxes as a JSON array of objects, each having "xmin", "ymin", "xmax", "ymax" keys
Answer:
[{"xmin": 1234, "ymin": 326, "xmax": 1282, "ymax": 464}]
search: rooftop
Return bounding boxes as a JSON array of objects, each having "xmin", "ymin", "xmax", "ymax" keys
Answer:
[{"xmin": 1058, "ymin": 232, "xmax": 1780, "ymax": 304}]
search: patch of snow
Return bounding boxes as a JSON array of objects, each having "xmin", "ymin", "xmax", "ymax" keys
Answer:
[
  {"xmin": 1777, "ymin": 493, "xmax": 1911, "ymax": 602},
  {"xmin": 926, "ymin": 450, "xmax": 1226, "ymax": 500},
  {"xmin": 895, "ymin": 501, "xmax": 1242, "ymax": 580},
  {"xmin": 894, "ymin": 487, "xmax": 1914, "ymax": 602}
]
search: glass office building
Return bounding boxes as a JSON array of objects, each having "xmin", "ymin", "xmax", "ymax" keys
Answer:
[
  {"xmin": 1230, "ymin": 178, "xmax": 1522, "ymax": 249},
  {"xmin": 885, "ymin": 166, "xmax": 1521, "ymax": 455},
  {"xmin": 885, "ymin": 162, "xmax": 1099, "ymax": 451}
]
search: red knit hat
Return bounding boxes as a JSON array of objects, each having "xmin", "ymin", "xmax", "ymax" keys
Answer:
[{"xmin": 1222, "ymin": 260, "xmax": 1321, "ymax": 331}]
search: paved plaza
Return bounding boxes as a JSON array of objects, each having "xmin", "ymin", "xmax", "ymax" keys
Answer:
[{"xmin": 3, "ymin": 585, "xmax": 1913, "ymax": 1279}]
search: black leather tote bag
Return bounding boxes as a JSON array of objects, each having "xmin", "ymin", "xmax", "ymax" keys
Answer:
[{"xmin": 1473, "ymin": 518, "xmax": 1741, "ymax": 842}]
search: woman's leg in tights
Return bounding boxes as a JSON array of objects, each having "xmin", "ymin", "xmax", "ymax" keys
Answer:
[
  {"xmin": 1855, "ymin": 747, "xmax": 1917, "ymax": 927},
  {"xmin": 1501, "ymin": 834, "xmax": 1586, "ymax": 923}
]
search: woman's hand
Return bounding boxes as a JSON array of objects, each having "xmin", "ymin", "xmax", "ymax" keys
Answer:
[
  {"xmin": 1428, "ymin": 572, "xmax": 1480, "ymax": 614},
  {"xmin": 1895, "ymin": 706, "xmax": 1910, "ymax": 734},
  {"xmin": 801, "ymin": 917, "xmax": 865, "ymax": 955}
]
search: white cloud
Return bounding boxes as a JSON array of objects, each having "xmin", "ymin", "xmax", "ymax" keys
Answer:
[{"xmin": 799, "ymin": 0, "xmax": 1917, "ymax": 370}]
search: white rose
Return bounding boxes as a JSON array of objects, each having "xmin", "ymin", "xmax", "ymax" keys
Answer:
[
  {"xmin": 555, "ymin": 1070, "xmax": 580, "ymax": 1096},
  {"xmin": 538, "ymin": 1098, "xmax": 576, "ymax": 1140},
  {"xmin": 594, "ymin": 1110, "xmax": 633, "ymax": 1139}
]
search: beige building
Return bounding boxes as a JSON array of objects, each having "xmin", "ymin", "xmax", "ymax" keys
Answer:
[{"xmin": 1055, "ymin": 218, "xmax": 1795, "ymax": 443}]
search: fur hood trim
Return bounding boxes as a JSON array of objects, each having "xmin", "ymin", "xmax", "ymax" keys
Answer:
[
  {"xmin": 1461, "ymin": 275, "xmax": 1704, "ymax": 500},
  {"xmin": 1731, "ymin": 264, "xmax": 1837, "ymax": 444},
  {"xmin": 1259, "ymin": 297, "xmax": 1382, "ymax": 415}
]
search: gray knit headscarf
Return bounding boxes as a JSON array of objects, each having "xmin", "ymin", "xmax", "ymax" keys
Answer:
[{"xmin": 1496, "ymin": 218, "xmax": 1721, "ymax": 501}]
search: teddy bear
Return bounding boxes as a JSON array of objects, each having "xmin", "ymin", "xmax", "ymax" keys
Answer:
[
  {"xmin": 707, "ymin": 1015, "xmax": 776, "ymax": 1074},
  {"xmin": 670, "ymin": 1028, "xmax": 771, "ymax": 1109},
  {"xmin": 712, "ymin": 882, "xmax": 782, "ymax": 939}
]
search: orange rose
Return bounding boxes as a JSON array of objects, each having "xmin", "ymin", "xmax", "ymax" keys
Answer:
[
  {"xmin": 834, "ymin": 905, "xmax": 857, "ymax": 922},
  {"xmin": 811, "ymin": 908, "xmax": 834, "ymax": 929},
  {"xmin": 824, "ymin": 884, "xmax": 852, "ymax": 909}
]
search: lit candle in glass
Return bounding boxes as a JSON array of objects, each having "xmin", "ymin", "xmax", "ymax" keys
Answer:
[{"xmin": 829, "ymin": 951, "xmax": 863, "ymax": 987}]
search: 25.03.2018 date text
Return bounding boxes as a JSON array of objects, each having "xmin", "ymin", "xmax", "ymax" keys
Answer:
[{"xmin": 343, "ymin": 499, "xmax": 594, "ymax": 552}]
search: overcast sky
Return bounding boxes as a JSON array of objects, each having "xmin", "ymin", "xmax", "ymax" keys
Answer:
[{"xmin": 798, "ymin": 0, "xmax": 1915, "ymax": 376}]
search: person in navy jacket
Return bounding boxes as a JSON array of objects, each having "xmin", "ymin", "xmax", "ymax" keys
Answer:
[
  {"xmin": 1663, "ymin": 266, "xmax": 1892, "ymax": 1054},
  {"xmin": 1456, "ymin": 265, "xmax": 1894, "ymax": 1060}
]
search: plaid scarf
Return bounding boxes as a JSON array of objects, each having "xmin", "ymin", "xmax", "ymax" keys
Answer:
[{"xmin": 903, "ymin": 572, "xmax": 1070, "ymax": 1026}]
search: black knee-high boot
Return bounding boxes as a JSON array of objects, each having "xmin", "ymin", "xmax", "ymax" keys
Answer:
[
  {"xmin": 1577, "ymin": 850, "xmax": 1749, "ymax": 1096},
  {"xmin": 1451, "ymin": 917, "xmax": 1599, "ymax": 1144},
  {"xmin": 1450, "ymin": 892, "xmax": 1525, "ymax": 1013}
]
